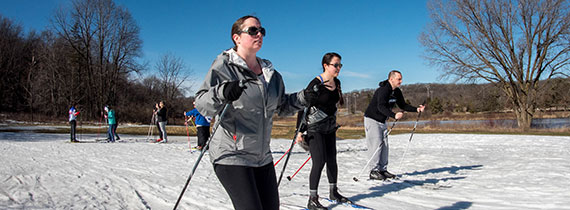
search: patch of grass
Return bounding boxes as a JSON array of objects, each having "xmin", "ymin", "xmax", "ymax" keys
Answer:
[{"xmin": 336, "ymin": 127, "xmax": 365, "ymax": 139}]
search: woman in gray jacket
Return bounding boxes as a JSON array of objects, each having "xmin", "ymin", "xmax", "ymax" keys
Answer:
[{"xmin": 194, "ymin": 15, "xmax": 316, "ymax": 210}]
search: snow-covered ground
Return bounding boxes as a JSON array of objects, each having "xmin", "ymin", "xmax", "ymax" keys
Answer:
[{"xmin": 1, "ymin": 131, "xmax": 569, "ymax": 210}]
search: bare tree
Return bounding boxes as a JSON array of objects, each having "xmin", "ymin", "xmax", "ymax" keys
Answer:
[
  {"xmin": 51, "ymin": 0, "xmax": 142, "ymax": 117},
  {"xmin": 0, "ymin": 15, "xmax": 26, "ymax": 111},
  {"xmin": 421, "ymin": 0, "xmax": 570, "ymax": 129},
  {"xmin": 155, "ymin": 53, "xmax": 193, "ymax": 102}
]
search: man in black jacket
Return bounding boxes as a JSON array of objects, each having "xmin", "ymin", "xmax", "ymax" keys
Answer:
[{"xmin": 363, "ymin": 70, "xmax": 425, "ymax": 180}]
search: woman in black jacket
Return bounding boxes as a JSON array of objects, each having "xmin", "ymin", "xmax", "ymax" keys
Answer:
[
  {"xmin": 296, "ymin": 52, "xmax": 351, "ymax": 210},
  {"xmin": 156, "ymin": 101, "xmax": 168, "ymax": 143}
]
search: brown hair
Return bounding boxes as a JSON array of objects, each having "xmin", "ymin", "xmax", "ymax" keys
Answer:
[
  {"xmin": 231, "ymin": 15, "xmax": 261, "ymax": 50},
  {"xmin": 321, "ymin": 52, "xmax": 344, "ymax": 106},
  {"xmin": 388, "ymin": 70, "xmax": 401, "ymax": 79},
  {"xmin": 321, "ymin": 52, "xmax": 342, "ymax": 72}
]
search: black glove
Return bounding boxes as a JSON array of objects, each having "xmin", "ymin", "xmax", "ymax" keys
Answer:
[
  {"xmin": 303, "ymin": 86, "xmax": 319, "ymax": 106},
  {"xmin": 223, "ymin": 80, "xmax": 246, "ymax": 101}
]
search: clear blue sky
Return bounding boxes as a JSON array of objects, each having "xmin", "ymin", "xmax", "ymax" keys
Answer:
[{"xmin": 1, "ymin": 0, "xmax": 443, "ymax": 94}]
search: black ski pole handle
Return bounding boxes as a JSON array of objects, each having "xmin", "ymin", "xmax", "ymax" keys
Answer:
[{"xmin": 239, "ymin": 78, "xmax": 256, "ymax": 88}]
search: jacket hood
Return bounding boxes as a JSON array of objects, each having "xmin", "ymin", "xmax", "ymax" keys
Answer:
[
  {"xmin": 223, "ymin": 48, "xmax": 275, "ymax": 82},
  {"xmin": 379, "ymin": 80, "xmax": 389, "ymax": 87}
]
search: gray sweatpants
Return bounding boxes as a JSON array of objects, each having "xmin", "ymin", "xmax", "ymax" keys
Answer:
[{"xmin": 364, "ymin": 117, "xmax": 389, "ymax": 172}]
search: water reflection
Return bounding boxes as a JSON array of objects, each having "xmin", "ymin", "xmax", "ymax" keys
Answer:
[{"xmin": 391, "ymin": 117, "xmax": 569, "ymax": 129}]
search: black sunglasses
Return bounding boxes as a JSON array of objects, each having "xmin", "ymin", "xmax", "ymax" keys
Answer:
[
  {"xmin": 240, "ymin": 26, "xmax": 266, "ymax": 36},
  {"xmin": 329, "ymin": 63, "xmax": 343, "ymax": 68}
]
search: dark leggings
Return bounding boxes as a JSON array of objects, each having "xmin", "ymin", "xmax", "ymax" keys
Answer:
[
  {"xmin": 308, "ymin": 131, "xmax": 338, "ymax": 190},
  {"xmin": 156, "ymin": 121, "xmax": 163, "ymax": 139},
  {"xmin": 70, "ymin": 120, "xmax": 76, "ymax": 140},
  {"xmin": 214, "ymin": 163, "xmax": 279, "ymax": 210},
  {"xmin": 196, "ymin": 126, "xmax": 210, "ymax": 147}
]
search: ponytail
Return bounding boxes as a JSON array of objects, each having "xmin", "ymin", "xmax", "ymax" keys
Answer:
[{"xmin": 335, "ymin": 77, "xmax": 344, "ymax": 106}]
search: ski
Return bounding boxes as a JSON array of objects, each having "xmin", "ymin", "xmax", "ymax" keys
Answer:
[
  {"xmin": 366, "ymin": 175, "xmax": 453, "ymax": 191},
  {"xmin": 66, "ymin": 139, "xmax": 110, "ymax": 143},
  {"xmin": 322, "ymin": 198, "xmax": 372, "ymax": 209},
  {"xmin": 398, "ymin": 179, "xmax": 452, "ymax": 190},
  {"xmin": 66, "ymin": 140, "xmax": 89, "ymax": 143},
  {"xmin": 186, "ymin": 146, "xmax": 202, "ymax": 153},
  {"xmin": 149, "ymin": 140, "xmax": 167, "ymax": 144},
  {"xmin": 280, "ymin": 203, "xmax": 309, "ymax": 210},
  {"xmin": 359, "ymin": 176, "xmax": 400, "ymax": 182},
  {"xmin": 290, "ymin": 193, "xmax": 371, "ymax": 210}
]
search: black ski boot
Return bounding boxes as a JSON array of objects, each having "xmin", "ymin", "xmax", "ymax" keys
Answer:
[
  {"xmin": 369, "ymin": 170, "xmax": 386, "ymax": 180},
  {"xmin": 381, "ymin": 171, "xmax": 397, "ymax": 179},
  {"xmin": 307, "ymin": 196, "xmax": 327, "ymax": 210},
  {"xmin": 330, "ymin": 188, "xmax": 352, "ymax": 204}
]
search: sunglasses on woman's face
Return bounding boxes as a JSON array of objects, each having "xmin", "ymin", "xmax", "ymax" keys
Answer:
[
  {"xmin": 241, "ymin": 26, "xmax": 266, "ymax": 37},
  {"xmin": 329, "ymin": 63, "xmax": 343, "ymax": 68}
]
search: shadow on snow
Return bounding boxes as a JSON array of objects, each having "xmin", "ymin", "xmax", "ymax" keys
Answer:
[{"xmin": 346, "ymin": 165, "xmax": 482, "ymax": 209}]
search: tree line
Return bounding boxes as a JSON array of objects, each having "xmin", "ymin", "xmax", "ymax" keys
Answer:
[
  {"xmin": 2, "ymin": 0, "xmax": 569, "ymax": 130},
  {"xmin": 0, "ymin": 0, "xmax": 193, "ymax": 124},
  {"xmin": 343, "ymin": 77, "xmax": 570, "ymax": 118}
]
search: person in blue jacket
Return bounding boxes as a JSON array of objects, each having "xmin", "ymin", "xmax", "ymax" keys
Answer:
[{"xmin": 185, "ymin": 101, "xmax": 212, "ymax": 150}]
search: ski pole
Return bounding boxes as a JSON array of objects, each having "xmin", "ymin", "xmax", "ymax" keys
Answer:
[
  {"xmin": 189, "ymin": 118, "xmax": 197, "ymax": 134},
  {"xmin": 286, "ymin": 155, "xmax": 311, "ymax": 181},
  {"xmin": 277, "ymin": 106, "xmax": 309, "ymax": 186},
  {"xmin": 274, "ymin": 141, "xmax": 296, "ymax": 166},
  {"xmin": 79, "ymin": 118, "xmax": 82, "ymax": 141},
  {"xmin": 353, "ymin": 120, "xmax": 398, "ymax": 182},
  {"xmin": 185, "ymin": 116, "xmax": 191, "ymax": 150},
  {"xmin": 174, "ymin": 103, "xmax": 230, "ymax": 210},
  {"xmin": 189, "ymin": 118, "xmax": 198, "ymax": 150},
  {"xmin": 395, "ymin": 111, "xmax": 422, "ymax": 175},
  {"xmin": 277, "ymin": 84, "xmax": 319, "ymax": 186},
  {"xmin": 173, "ymin": 79, "xmax": 248, "ymax": 210},
  {"xmin": 146, "ymin": 114, "xmax": 154, "ymax": 142}
]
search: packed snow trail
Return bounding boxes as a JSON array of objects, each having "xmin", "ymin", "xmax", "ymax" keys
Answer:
[{"xmin": 1, "ymin": 132, "xmax": 569, "ymax": 209}]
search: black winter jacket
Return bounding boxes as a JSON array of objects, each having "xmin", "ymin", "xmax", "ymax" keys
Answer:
[
  {"xmin": 364, "ymin": 80, "xmax": 416, "ymax": 123},
  {"xmin": 157, "ymin": 107, "xmax": 168, "ymax": 122}
]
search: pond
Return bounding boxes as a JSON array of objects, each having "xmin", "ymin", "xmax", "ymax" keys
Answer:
[{"xmin": 392, "ymin": 117, "xmax": 570, "ymax": 129}]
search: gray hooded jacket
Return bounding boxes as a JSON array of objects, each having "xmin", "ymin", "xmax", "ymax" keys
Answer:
[{"xmin": 195, "ymin": 48, "xmax": 308, "ymax": 167}]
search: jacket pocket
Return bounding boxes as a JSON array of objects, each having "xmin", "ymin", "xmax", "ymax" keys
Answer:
[
  {"xmin": 233, "ymin": 110, "xmax": 262, "ymax": 152},
  {"xmin": 214, "ymin": 117, "xmax": 238, "ymax": 152}
]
